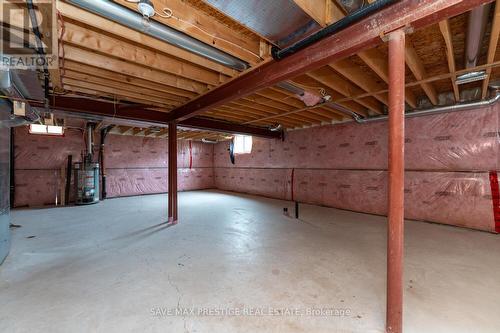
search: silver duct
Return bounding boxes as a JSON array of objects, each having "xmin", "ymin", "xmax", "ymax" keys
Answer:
[
  {"xmin": 337, "ymin": 0, "xmax": 366, "ymax": 14},
  {"xmin": 355, "ymin": 91, "xmax": 500, "ymax": 124},
  {"xmin": 0, "ymin": 69, "xmax": 40, "ymax": 128},
  {"xmin": 465, "ymin": 4, "xmax": 492, "ymax": 69},
  {"xmin": 86, "ymin": 122, "xmax": 95, "ymax": 160},
  {"xmin": 66, "ymin": 0, "xmax": 249, "ymax": 71}
]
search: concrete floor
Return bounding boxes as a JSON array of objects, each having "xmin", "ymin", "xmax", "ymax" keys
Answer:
[{"xmin": 0, "ymin": 190, "xmax": 499, "ymax": 333}]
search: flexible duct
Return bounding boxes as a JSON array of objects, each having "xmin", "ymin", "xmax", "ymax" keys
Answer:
[
  {"xmin": 66, "ymin": 0, "xmax": 249, "ymax": 71},
  {"xmin": 354, "ymin": 91, "xmax": 500, "ymax": 123}
]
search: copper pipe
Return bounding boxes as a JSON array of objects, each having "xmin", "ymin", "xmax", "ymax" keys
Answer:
[
  {"xmin": 386, "ymin": 29, "xmax": 405, "ymax": 333},
  {"xmin": 168, "ymin": 122, "xmax": 178, "ymax": 223}
]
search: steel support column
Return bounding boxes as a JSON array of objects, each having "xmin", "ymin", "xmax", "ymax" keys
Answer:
[
  {"xmin": 386, "ymin": 29, "xmax": 406, "ymax": 333},
  {"xmin": 168, "ymin": 122, "xmax": 178, "ymax": 224}
]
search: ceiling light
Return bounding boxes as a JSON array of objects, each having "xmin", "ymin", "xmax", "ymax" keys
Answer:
[
  {"xmin": 29, "ymin": 124, "xmax": 64, "ymax": 136},
  {"xmin": 456, "ymin": 71, "xmax": 488, "ymax": 85},
  {"xmin": 138, "ymin": 0, "xmax": 155, "ymax": 18}
]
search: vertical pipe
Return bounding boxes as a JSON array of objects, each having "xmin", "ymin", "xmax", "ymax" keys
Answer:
[
  {"xmin": 99, "ymin": 125, "xmax": 113, "ymax": 200},
  {"xmin": 65, "ymin": 155, "xmax": 72, "ymax": 205},
  {"xmin": 168, "ymin": 122, "xmax": 178, "ymax": 223},
  {"xmin": 9, "ymin": 128, "xmax": 14, "ymax": 209},
  {"xmin": 386, "ymin": 29, "xmax": 405, "ymax": 333}
]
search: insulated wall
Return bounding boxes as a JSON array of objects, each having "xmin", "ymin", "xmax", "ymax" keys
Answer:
[
  {"xmin": 214, "ymin": 103, "xmax": 500, "ymax": 232},
  {"xmin": 13, "ymin": 128, "xmax": 215, "ymax": 207},
  {"xmin": 105, "ymin": 134, "xmax": 214, "ymax": 198}
]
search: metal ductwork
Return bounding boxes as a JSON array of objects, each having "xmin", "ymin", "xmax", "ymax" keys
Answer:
[
  {"xmin": 337, "ymin": 0, "xmax": 366, "ymax": 14},
  {"xmin": 203, "ymin": 0, "xmax": 321, "ymax": 48},
  {"xmin": 355, "ymin": 90, "xmax": 500, "ymax": 124},
  {"xmin": 0, "ymin": 69, "xmax": 41, "ymax": 129},
  {"xmin": 66, "ymin": 0, "xmax": 249, "ymax": 71},
  {"xmin": 465, "ymin": 4, "xmax": 492, "ymax": 68},
  {"xmin": 456, "ymin": 3, "xmax": 493, "ymax": 84}
]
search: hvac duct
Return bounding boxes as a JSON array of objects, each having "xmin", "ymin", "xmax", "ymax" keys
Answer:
[
  {"xmin": 0, "ymin": 69, "xmax": 40, "ymax": 129},
  {"xmin": 66, "ymin": 0, "xmax": 249, "ymax": 71},
  {"xmin": 338, "ymin": 0, "xmax": 366, "ymax": 14},
  {"xmin": 355, "ymin": 91, "xmax": 500, "ymax": 123},
  {"xmin": 465, "ymin": 4, "xmax": 492, "ymax": 68},
  {"xmin": 456, "ymin": 3, "xmax": 493, "ymax": 84}
]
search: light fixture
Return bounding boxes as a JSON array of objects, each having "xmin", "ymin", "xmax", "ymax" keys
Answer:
[
  {"xmin": 456, "ymin": 71, "xmax": 488, "ymax": 85},
  {"xmin": 138, "ymin": 0, "xmax": 155, "ymax": 18},
  {"xmin": 29, "ymin": 124, "xmax": 64, "ymax": 135}
]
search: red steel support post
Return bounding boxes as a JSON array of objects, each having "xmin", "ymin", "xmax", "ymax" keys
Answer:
[
  {"xmin": 168, "ymin": 122, "xmax": 178, "ymax": 223},
  {"xmin": 386, "ymin": 29, "xmax": 406, "ymax": 333}
]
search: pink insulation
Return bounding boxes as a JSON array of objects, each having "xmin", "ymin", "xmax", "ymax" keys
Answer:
[
  {"xmin": 104, "ymin": 135, "xmax": 214, "ymax": 198},
  {"xmin": 214, "ymin": 103, "xmax": 500, "ymax": 232},
  {"xmin": 12, "ymin": 102, "xmax": 500, "ymax": 232},
  {"xmin": 14, "ymin": 126, "xmax": 88, "ymax": 207},
  {"xmin": 13, "ymin": 128, "xmax": 215, "ymax": 206}
]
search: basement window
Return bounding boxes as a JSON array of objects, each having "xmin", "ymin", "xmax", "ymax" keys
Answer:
[
  {"xmin": 29, "ymin": 124, "xmax": 64, "ymax": 136},
  {"xmin": 233, "ymin": 135, "xmax": 253, "ymax": 154}
]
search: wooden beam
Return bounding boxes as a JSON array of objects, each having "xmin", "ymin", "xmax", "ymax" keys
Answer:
[
  {"xmin": 322, "ymin": 60, "xmax": 500, "ymax": 104},
  {"xmin": 269, "ymin": 86, "xmax": 356, "ymax": 119},
  {"xmin": 63, "ymin": 45, "xmax": 209, "ymax": 94},
  {"xmin": 62, "ymin": 84, "xmax": 173, "ymax": 110},
  {"xmin": 242, "ymin": 95, "xmax": 331, "ymax": 122},
  {"xmin": 121, "ymin": 127, "xmax": 134, "ymax": 135},
  {"xmin": 63, "ymin": 61, "xmax": 197, "ymax": 99},
  {"xmin": 292, "ymin": 0, "xmax": 328, "ymax": 26},
  {"xmin": 62, "ymin": 78, "xmax": 179, "ymax": 107},
  {"xmin": 63, "ymin": 70, "xmax": 188, "ymax": 103},
  {"xmin": 357, "ymin": 48, "xmax": 417, "ymax": 107},
  {"xmin": 133, "ymin": 128, "xmax": 147, "ymax": 136},
  {"xmin": 438, "ymin": 19, "xmax": 460, "ymax": 101},
  {"xmin": 322, "ymin": 0, "xmax": 416, "ymax": 108},
  {"xmin": 329, "ymin": 59, "xmax": 389, "ymax": 105},
  {"xmin": 62, "ymin": 21, "xmax": 225, "ymax": 86},
  {"xmin": 306, "ymin": 67, "xmax": 383, "ymax": 114},
  {"xmin": 229, "ymin": 99, "xmax": 315, "ymax": 125},
  {"xmin": 37, "ymin": 96, "xmax": 281, "ymax": 138},
  {"xmin": 405, "ymin": 42, "xmax": 439, "ymax": 105},
  {"xmin": 255, "ymin": 90, "xmax": 343, "ymax": 121},
  {"xmin": 114, "ymin": 0, "xmax": 261, "ymax": 65},
  {"xmin": 57, "ymin": 1, "xmax": 236, "ymax": 77},
  {"xmin": 482, "ymin": 0, "xmax": 500, "ymax": 98},
  {"xmin": 161, "ymin": 0, "xmax": 494, "ymax": 121}
]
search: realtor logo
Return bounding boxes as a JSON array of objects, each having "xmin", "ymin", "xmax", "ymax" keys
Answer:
[{"xmin": 1, "ymin": 0, "xmax": 57, "ymax": 69}]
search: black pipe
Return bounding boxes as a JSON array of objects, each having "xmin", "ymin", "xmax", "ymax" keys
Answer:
[
  {"xmin": 295, "ymin": 201, "xmax": 299, "ymax": 219},
  {"xmin": 9, "ymin": 128, "xmax": 15, "ymax": 209},
  {"xmin": 271, "ymin": 0, "xmax": 397, "ymax": 60},
  {"xmin": 26, "ymin": 0, "xmax": 50, "ymax": 101},
  {"xmin": 99, "ymin": 125, "xmax": 114, "ymax": 200},
  {"xmin": 64, "ymin": 155, "xmax": 72, "ymax": 205}
]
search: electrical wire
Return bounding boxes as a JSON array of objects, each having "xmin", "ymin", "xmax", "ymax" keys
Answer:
[{"xmin": 125, "ymin": 0, "xmax": 259, "ymax": 58}]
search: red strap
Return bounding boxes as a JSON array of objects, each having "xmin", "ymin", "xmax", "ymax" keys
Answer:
[
  {"xmin": 189, "ymin": 141, "xmax": 193, "ymax": 169},
  {"xmin": 488, "ymin": 171, "xmax": 500, "ymax": 233}
]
